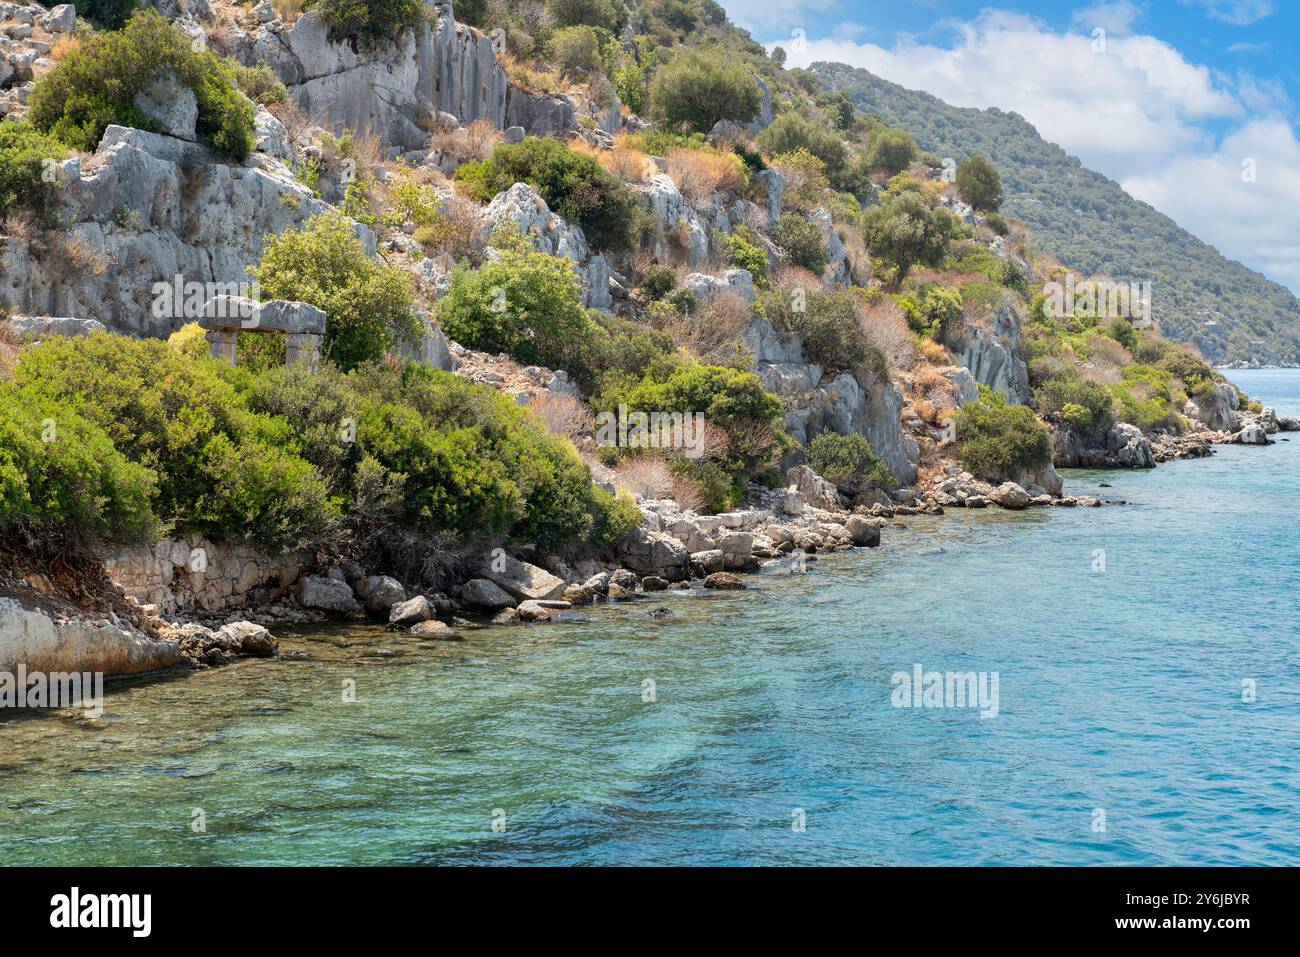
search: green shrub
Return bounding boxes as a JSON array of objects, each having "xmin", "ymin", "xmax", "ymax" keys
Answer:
[
  {"xmin": 716, "ymin": 226, "xmax": 769, "ymax": 288},
  {"xmin": 436, "ymin": 229, "xmax": 591, "ymax": 372},
  {"xmin": 771, "ymin": 147, "xmax": 829, "ymax": 210},
  {"xmin": 1103, "ymin": 316, "xmax": 1137, "ymax": 351},
  {"xmin": 595, "ymin": 357, "xmax": 783, "ymax": 439},
  {"xmin": 580, "ymin": 311, "xmax": 675, "ymax": 388},
  {"xmin": 816, "ymin": 91, "xmax": 855, "ymax": 130},
  {"xmin": 956, "ymin": 153, "xmax": 1002, "ymax": 212},
  {"xmin": 455, "ymin": 0, "xmax": 488, "ymax": 25},
  {"xmin": 235, "ymin": 63, "xmax": 288, "ymax": 106},
  {"xmin": 663, "ymin": 286, "xmax": 699, "ymax": 315},
  {"xmin": 758, "ymin": 112, "xmax": 847, "ymax": 179},
  {"xmin": 548, "ymin": 25, "xmax": 602, "ymax": 77},
  {"xmin": 775, "ymin": 212, "xmax": 828, "ymax": 275},
  {"xmin": 14, "ymin": 333, "xmax": 337, "ymax": 551},
  {"xmin": 984, "ymin": 212, "xmax": 1009, "ymax": 236},
  {"xmin": 307, "ymin": 0, "xmax": 427, "ymax": 50},
  {"xmin": 1035, "ymin": 376, "xmax": 1114, "ymax": 438},
  {"xmin": 454, "ymin": 136, "xmax": 637, "ymax": 251},
  {"xmin": 0, "ymin": 121, "xmax": 67, "ymax": 216},
  {"xmin": 545, "ymin": 0, "xmax": 628, "ymax": 32},
  {"xmin": 622, "ymin": 129, "xmax": 710, "ymax": 156},
  {"xmin": 806, "ymin": 431, "xmax": 894, "ymax": 490},
  {"xmin": 28, "ymin": 10, "xmax": 256, "ymax": 160},
  {"xmin": 900, "ymin": 285, "xmax": 963, "ymax": 339},
  {"xmin": 648, "ymin": 48, "xmax": 761, "ymax": 134},
  {"xmin": 1112, "ymin": 385, "xmax": 1176, "ymax": 432},
  {"xmin": 757, "ymin": 288, "xmax": 870, "ymax": 372},
  {"xmin": 1157, "ymin": 349, "xmax": 1214, "ymax": 389},
  {"xmin": 672, "ymin": 456, "xmax": 742, "ymax": 513},
  {"xmin": 588, "ymin": 486, "xmax": 643, "ymax": 547},
  {"xmin": 861, "ymin": 190, "xmax": 956, "ymax": 285},
  {"xmin": 71, "ymin": 0, "xmax": 136, "ymax": 29},
  {"xmin": 955, "ymin": 387, "xmax": 1051, "ymax": 482},
  {"xmin": 249, "ymin": 211, "xmax": 418, "ymax": 372},
  {"xmin": 639, "ymin": 265, "xmax": 678, "ymax": 300},
  {"xmin": 7, "ymin": 331, "xmax": 631, "ymax": 559},
  {"xmin": 0, "ymin": 380, "xmax": 159, "ymax": 550},
  {"xmin": 863, "ymin": 127, "xmax": 917, "ymax": 175}
]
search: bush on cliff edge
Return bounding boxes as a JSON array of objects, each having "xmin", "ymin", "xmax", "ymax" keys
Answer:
[
  {"xmin": 28, "ymin": 9, "xmax": 256, "ymax": 159},
  {"xmin": 955, "ymin": 386, "xmax": 1052, "ymax": 482}
]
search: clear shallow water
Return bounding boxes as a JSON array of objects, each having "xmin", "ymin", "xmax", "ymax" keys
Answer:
[{"xmin": 2, "ymin": 370, "xmax": 1298, "ymax": 866}]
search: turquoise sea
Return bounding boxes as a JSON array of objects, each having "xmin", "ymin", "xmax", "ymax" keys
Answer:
[{"xmin": 2, "ymin": 369, "xmax": 1297, "ymax": 866}]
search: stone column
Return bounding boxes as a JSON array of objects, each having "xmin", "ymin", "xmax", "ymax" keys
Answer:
[
  {"xmin": 206, "ymin": 328, "xmax": 238, "ymax": 366},
  {"xmin": 284, "ymin": 333, "xmax": 322, "ymax": 370}
]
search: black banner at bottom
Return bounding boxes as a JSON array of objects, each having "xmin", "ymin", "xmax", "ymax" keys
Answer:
[{"xmin": 0, "ymin": 866, "xmax": 1286, "ymax": 942}]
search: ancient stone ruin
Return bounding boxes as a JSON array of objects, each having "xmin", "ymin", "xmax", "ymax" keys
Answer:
[{"xmin": 199, "ymin": 296, "xmax": 327, "ymax": 368}]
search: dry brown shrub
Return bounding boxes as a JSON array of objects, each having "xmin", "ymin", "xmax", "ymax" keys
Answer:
[
  {"xmin": 668, "ymin": 472, "xmax": 707, "ymax": 512},
  {"xmin": 660, "ymin": 290, "xmax": 753, "ymax": 361},
  {"xmin": 916, "ymin": 338, "xmax": 948, "ymax": 364},
  {"xmin": 49, "ymin": 35, "xmax": 80, "ymax": 60},
  {"xmin": 1086, "ymin": 334, "xmax": 1132, "ymax": 368},
  {"xmin": 601, "ymin": 146, "xmax": 653, "ymax": 182},
  {"xmin": 1079, "ymin": 363, "xmax": 1123, "ymax": 386},
  {"xmin": 665, "ymin": 148, "xmax": 745, "ymax": 205},
  {"xmin": 273, "ymin": 0, "xmax": 305, "ymax": 22},
  {"xmin": 3, "ymin": 212, "xmax": 109, "ymax": 280},
  {"xmin": 613, "ymin": 455, "xmax": 675, "ymax": 500},
  {"xmin": 414, "ymin": 194, "xmax": 483, "ymax": 264},
  {"xmin": 528, "ymin": 392, "xmax": 594, "ymax": 441},
  {"xmin": 700, "ymin": 421, "xmax": 732, "ymax": 461},
  {"xmin": 912, "ymin": 364, "xmax": 950, "ymax": 398},
  {"xmin": 860, "ymin": 299, "xmax": 917, "ymax": 371},
  {"xmin": 772, "ymin": 263, "xmax": 823, "ymax": 293},
  {"xmin": 0, "ymin": 319, "xmax": 19, "ymax": 380},
  {"xmin": 428, "ymin": 117, "xmax": 502, "ymax": 164},
  {"xmin": 725, "ymin": 418, "xmax": 784, "ymax": 469},
  {"xmin": 316, "ymin": 129, "xmax": 383, "ymax": 184}
]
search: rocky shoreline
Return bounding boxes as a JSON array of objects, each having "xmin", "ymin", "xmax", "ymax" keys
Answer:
[{"xmin": 3, "ymin": 398, "xmax": 1296, "ymax": 698}]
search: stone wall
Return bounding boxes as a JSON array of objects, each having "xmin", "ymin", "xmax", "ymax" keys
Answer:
[{"xmin": 104, "ymin": 537, "xmax": 308, "ymax": 615}]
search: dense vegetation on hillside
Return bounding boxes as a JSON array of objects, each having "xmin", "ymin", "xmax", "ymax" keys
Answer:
[{"xmin": 810, "ymin": 62, "xmax": 1300, "ymax": 366}]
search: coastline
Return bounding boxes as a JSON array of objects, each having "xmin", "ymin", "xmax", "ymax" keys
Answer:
[
  {"xmin": 6, "ymin": 397, "xmax": 1298, "ymax": 866},
  {"xmin": 4, "ymin": 397, "xmax": 1296, "ymax": 706}
]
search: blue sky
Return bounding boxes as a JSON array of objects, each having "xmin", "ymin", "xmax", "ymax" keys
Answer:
[{"xmin": 719, "ymin": 0, "xmax": 1300, "ymax": 295}]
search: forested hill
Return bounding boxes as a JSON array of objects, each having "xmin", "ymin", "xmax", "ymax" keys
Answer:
[{"xmin": 811, "ymin": 61, "xmax": 1300, "ymax": 367}]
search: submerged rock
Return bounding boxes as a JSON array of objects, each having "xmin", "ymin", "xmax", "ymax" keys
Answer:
[
  {"xmin": 703, "ymin": 572, "xmax": 747, "ymax": 590},
  {"xmin": 410, "ymin": 619, "xmax": 458, "ymax": 640}
]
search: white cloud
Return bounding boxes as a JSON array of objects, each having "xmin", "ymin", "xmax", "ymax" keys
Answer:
[
  {"xmin": 775, "ymin": 9, "xmax": 1300, "ymax": 293},
  {"xmin": 1184, "ymin": 0, "xmax": 1274, "ymax": 25},
  {"xmin": 1071, "ymin": 0, "xmax": 1144, "ymax": 35},
  {"xmin": 780, "ymin": 11, "xmax": 1238, "ymax": 177},
  {"xmin": 717, "ymin": 0, "xmax": 838, "ymax": 36},
  {"xmin": 1123, "ymin": 120, "xmax": 1300, "ymax": 291}
]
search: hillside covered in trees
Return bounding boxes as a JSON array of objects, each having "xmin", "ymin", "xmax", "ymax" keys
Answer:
[{"xmin": 810, "ymin": 62, "xmax": 1300, "ymax": 367}]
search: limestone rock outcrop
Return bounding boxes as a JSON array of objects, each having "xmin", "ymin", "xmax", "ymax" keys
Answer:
[{"xmin": 0, "ymin": 598, "xmax": 183, "ymax": 677}]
